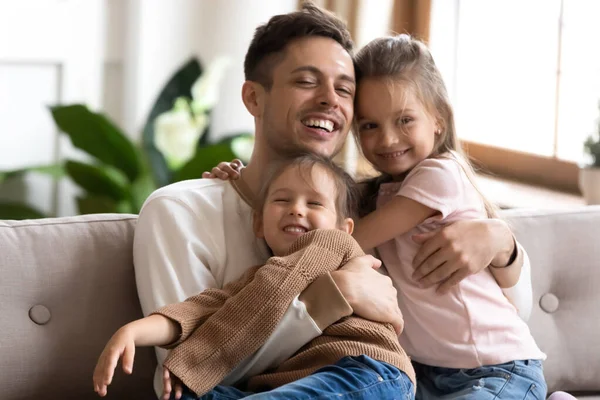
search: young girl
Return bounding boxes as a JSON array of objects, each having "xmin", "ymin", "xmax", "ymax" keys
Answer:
[
  {"xmin": 93, "ymin": 154, "xmax": 416, "ymax": 400},
  {"xmin": 350, "ymin": 35, "xmax": 547, "ymax": 399}
]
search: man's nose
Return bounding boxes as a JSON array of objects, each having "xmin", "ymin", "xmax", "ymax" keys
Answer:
[{"xmin": 317, "ymin": 82, "xmax": 339, "ymax": 108}]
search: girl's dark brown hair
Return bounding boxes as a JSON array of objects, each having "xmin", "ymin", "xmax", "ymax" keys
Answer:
[{"xmin": 255, "ymin": 152, "xmax": 359, "ymax": 224}]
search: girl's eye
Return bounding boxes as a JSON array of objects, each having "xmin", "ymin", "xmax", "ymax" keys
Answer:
[
  {"xmin": 274, "ymin": 198, "xmax": 289, "ymax": 203},
  {"xmin": 360, "ymin": 122, "xmax": 377, "ymax": 131},
  {"xmin": 400, "ymin": 117, "xmax": 413, "ymax": 125},
  {"xmin": 308, "ymin": 201, "xmax": 323, "ymax": 206}
]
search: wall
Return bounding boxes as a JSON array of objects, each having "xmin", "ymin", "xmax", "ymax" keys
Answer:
[{"xmin": 0, "ymin": 0, "xmax": 296, "ymax": 217}]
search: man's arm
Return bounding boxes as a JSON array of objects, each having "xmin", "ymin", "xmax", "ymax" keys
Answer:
[
  {"xmin": 134, "ymin": 196, "xmax": 223, "ymax": 317},
  {"xmin": 499, "ymin": 242, "xmax": 533, "ymax": 321},
  {"xmin": 411, "ymin": 218, "xmax": 525, "ymax": 292},
  {"xmin": 134, "ymin": 193, "xmax": 227, "ymax": 398}
]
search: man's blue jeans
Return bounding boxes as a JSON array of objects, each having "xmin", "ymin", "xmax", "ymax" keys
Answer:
[
  {"xmin": 176, "ymin": 355, "xmax": 414, "ymax": 399},
  {"xmin": 414, "ymin": 359, "xmax": 547, "ymax": 399}
]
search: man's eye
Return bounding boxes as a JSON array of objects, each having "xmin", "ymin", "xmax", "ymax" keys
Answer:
[
  {"xmin": 336, "ymin": 87, "xmax": 353, "ymax": 96},
  {"xmin": 297, "ymin": 80, "xmax": 315, "ymax": 86}
]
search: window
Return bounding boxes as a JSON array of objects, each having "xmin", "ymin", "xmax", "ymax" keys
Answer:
[{"xmin": 429, "ymin": 0, "xmax": 600, "ymax": 191}]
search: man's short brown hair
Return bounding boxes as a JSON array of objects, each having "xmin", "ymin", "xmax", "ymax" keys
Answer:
[{"xmin": 244, "ymin": 2, "xmax": 354, "ymax": 89}]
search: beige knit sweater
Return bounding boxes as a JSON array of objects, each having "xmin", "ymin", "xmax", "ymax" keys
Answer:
[{"xmin": 153, "ymin": 229, "xmax": 415, "ymax": 396}]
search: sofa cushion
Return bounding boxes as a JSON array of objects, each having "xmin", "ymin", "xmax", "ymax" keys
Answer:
[
  {"xmin": 504, "ymin": 207, "xmax": 600, "ymax": 394},
  {"xmin": 0, "ymin": 214, "xmax": 156, "ymax": 400}
]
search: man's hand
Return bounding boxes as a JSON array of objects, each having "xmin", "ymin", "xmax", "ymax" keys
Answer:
[
  {"xmin": 202, "ymin": 159, "xmax": 244, "ymax": 180},
  {"xmin": 162, "ymin": 367, "xmax": 184, "ymax": 400},
  {"xmin": 412, "ymin": 219, "xmax": 514, "ymax": 294},
  {"xmin": 93, "ymin": 327, "xmax": 136, "ymax": 397},
  {"xmin": 331, "ymin": 255, "xmax": 404, "ymax": 335}
]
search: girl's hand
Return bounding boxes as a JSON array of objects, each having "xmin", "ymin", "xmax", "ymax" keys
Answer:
[
  {"xmin": 93, "ymin": 327, "xmax": 136, "ymax": 397},
  {"xmin": 411, "ymin": 219, "xmax": 514, "ymax": 293},
  {"xmin": 162, "ymin": 367, "xmax": 184, "ymax": 400},
  {"xmin": 202, "ymin": 159, "xmax": 244, "ymax": 180}
]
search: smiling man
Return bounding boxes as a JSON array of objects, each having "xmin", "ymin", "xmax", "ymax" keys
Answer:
[{"xmin": 133, "ymin": 3, "xmax": 528, "ymax": 399}]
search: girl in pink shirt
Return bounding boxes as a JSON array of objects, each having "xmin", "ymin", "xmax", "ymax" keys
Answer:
[{"xmin": 350, "ymin": 34, "xmax": 547, "ymax": 399}]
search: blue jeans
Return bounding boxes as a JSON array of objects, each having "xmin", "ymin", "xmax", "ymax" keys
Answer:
[
  {"xmin": 414, "ymin": 359, "xmax": 547, "ymax": 400},
  {"xmin": 175, "ymin": 355, "xmax": 414, "ymax": 399}
]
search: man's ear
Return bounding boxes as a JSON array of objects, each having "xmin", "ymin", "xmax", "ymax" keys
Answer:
[
  {"xmin": 253, "ymin": 211, "xmax": 264, "ymax": 238},
  {"xmin": 339, "ymin": 218, "xmax": 354, "ymax": 235},
  {"xmin": 242, "ymin": 81, "xmax": 265, "ymax": 118}
]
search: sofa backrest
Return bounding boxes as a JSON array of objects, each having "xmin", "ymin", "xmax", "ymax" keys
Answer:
[
  {"xmin": 504, "ymin": 207, "xmax": 600, "ymax": 395},
  {"xmin": 2, "ymin": 208, "xmax": 599, "ymax": 398},
  {"xmin": 0, "ymin": 214, "xmax": 156, "ymax": 400}
]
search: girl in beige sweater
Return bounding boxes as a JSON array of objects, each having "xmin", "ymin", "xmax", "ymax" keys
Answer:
[{"xmin": 93, "ymin": 153, "xmax": 415, "ymax": 400}]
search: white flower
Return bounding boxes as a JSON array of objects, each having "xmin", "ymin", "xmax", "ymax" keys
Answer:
[
  {"xmin": 231, "ymin": 135, "xmax": 255, "ymax": 162},
  {"xmin": 154, "ymin": 105, "xmax": 209, "ymax": 169},
  {"xmin": 191, "ymin": 56, "xmax": 232, "ymax": 114}
]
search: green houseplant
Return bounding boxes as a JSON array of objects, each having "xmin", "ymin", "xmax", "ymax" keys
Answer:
[
  {"xmin": 579, "ymin": 101, "xmax": 600, "ymax": 204},
  {"xmin": 0, "ymin": 57, "xmax": 254, "ymax": 219}
]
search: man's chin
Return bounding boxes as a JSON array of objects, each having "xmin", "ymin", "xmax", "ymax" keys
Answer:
[
  {"xmin": 299, "ymin": 137, "xmax": 346, "ymax": 159},
  {"xmin": 267, "ymin": 135, "xmax": 344, "ymax": 160},
  {"xmin": 300, "ymin": 144, "xmax": 337, "ymax": 159}
]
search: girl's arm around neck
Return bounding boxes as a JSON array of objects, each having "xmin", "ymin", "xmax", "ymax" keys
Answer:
[{"xmin": 353, "ymin": 195, "xmax": 437, "ymax": 251}]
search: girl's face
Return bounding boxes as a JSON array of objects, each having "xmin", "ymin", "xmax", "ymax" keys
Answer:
[
  {"xmin": 356, "ymin": 78, "xmax": 439, "ymax": 179},
  {"xmin": 254, "ymin": 164, "xmax": 353, "ymax": 256}
]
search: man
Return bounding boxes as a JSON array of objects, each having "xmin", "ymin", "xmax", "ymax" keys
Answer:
[{"xmin": 134, "ymin": 3, "xmax": 528, "ymax": 399}]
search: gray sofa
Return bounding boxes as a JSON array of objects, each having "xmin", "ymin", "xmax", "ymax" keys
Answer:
[{"xmin": 1, "ymin": 208, "xmax": 599, "ymax": 399}]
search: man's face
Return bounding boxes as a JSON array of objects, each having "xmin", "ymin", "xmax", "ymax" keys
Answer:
[{"xmin": 259, "ymin": 36, "xmax": 355, "ymax": 158}]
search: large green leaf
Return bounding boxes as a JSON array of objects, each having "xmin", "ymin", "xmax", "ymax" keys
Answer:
[
  {"xmin": 76, "ymin": 195, "xmax": 134, "ymax": 215},
  {"xmin": 142, "ymin": 58, "xmax": 203, "ymax": 186},
  {"xmin": 173, "ymin": 142, "xmax": 237, "ymax": 182},
  {"xmin": 197, "ymin": 110, "xmax": 213, "ymax": 146},
  {"xmin": 65, "ymin": 160, "xmax": 129, "ymax": 201},
  {"xmin": 130, "ymin": 173, "xmax": 157, "ymax": 213},
  {"xmin": 141, "ymin": 145, "xmax": 172, "ymax": 187},
  {"xmin": 50, "ymin": 105, "xmax": 141, "ymax": 182},
  {"xmin": 0, "ymin": 202, "xmax": 47, "ymax": 220},
  {"xmin": 0, "ymin": 164, "xmax": 65, "ymax": 185}
]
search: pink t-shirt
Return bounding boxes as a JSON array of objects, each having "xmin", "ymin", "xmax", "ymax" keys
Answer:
[{"xmin": 376, "ymin": 154, "xmax": 545, "ymax": 368}]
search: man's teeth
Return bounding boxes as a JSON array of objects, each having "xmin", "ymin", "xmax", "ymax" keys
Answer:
[
  {"xmin": 284, "ymin": 226, "xmax": 307, "ymax": 233},
  {"xmin": 303, "ymin": 119, "xmax": 334, "ymax": 132}
]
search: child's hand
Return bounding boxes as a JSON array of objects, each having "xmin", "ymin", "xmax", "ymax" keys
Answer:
[
  {"xmin": 162, "ymin": 367, "xmax": 184, "ymax": 400},
  {"xmin": 202, "ymin": 159, "xmax": 244, "ymax": 180},
  {"xmin": 93, "ymin": 327, "xmax": 136, "ymax": 397}
]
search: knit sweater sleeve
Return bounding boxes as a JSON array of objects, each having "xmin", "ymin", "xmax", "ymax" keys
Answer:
[
  {"xmin": 163, "ymin": 229, "xmax": 362, "ymax": 396},
  {"xmin": 151, "ymin": 265, "xmax": 261, "ymax": 347}
]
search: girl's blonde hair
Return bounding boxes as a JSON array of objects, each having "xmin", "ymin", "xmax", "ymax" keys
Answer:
[{"xmin": 354, "ymin": 34, "xmax": 498, "ymax": 218}]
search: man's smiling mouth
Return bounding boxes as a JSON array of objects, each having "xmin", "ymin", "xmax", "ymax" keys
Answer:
[{"xmin": 302, "ymin": 118, "xmax": 334, "ymax": 133}]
